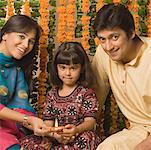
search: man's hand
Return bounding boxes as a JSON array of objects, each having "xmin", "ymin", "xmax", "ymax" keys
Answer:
[{"xmin": 134, "ymin": 135, "xmax": 151, "ymax": 150}]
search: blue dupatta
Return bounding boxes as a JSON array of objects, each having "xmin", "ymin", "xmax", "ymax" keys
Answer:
[{"xmin": 0, "ymin": 53, "xmax": 35, "ymax": 113}]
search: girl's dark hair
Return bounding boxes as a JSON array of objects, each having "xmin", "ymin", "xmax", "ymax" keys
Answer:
[
  {"xmin": 94, "ymin": 3, "xmax": 135, "ymax": 38},
  {"xmin": 50, "ymin": 42, "xmax": 94, "ymax": 88},
  {"xmin": 0, "ymin": 15, "xmax": 42, "ymax": 87}
]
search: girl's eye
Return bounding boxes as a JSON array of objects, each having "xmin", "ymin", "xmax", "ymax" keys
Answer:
[
  {"xmin": 59, "ymin": 65, "xmax": 65, "ymax": 70},
  {"xmin": 71, "ymin": 66, "xmax": 77, "ymax": 70}
]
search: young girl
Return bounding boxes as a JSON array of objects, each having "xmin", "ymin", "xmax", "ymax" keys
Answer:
[{"xmin": 20, "ymin": 42, "xmax": 101, "ymax": 149}]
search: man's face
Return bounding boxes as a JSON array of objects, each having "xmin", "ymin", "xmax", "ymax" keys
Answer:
[{"xmin": 97, "ymin": 28, "xmax": 134, "ymax": 63}]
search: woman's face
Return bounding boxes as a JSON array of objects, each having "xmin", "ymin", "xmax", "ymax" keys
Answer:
[{"xmin": 2, "ymin": 29, "xmax": 36, "ymax": 59}]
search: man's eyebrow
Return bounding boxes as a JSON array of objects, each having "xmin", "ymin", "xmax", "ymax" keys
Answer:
[{"xmin": 97, "ymin": 36, "xmax": 105, "ymax": 39}]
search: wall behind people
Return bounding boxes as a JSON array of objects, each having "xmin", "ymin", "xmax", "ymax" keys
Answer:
[{"xmin": 0, "ymin": 0, "xmax": 150, "ymax": 119}]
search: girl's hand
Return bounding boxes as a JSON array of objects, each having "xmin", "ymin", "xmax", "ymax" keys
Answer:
[
  {"xmin": 40, "ymin": 137, "xmax": 51, "ymax": 150},
  {"xmin": 53, "ymin": 132, "xmax": 74, "ymax": 144},
  {"xmin": 60, "ymin": 124, "xmax": 78, "ymax": 140},
  {"xmin": 53, "ymin": 132, "xmax": 65, "ymax": 144},
  {"xmin": 62, "ymin": 134, "xmax": 76, "ymax": 144}
]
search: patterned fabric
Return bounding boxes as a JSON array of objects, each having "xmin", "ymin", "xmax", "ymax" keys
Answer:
[
  {"xmin": 0, "ymin": 53, "xmax": 35, "ymax": 150},
  {"xmin": 44, "ymin": 85, "xmax": 98, "ymax": 124},
  {"xmin": 20, "ymin": 85, "xmax": 101, "ymax": 150},
  {"xmin": 0, "ymin": 53, "xmax": 35, "ymax": 112}
]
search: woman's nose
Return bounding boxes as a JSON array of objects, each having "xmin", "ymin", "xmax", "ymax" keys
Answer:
[{"xmin": 22, "ymin": 39, "xmax": 29, "ymax": 49}]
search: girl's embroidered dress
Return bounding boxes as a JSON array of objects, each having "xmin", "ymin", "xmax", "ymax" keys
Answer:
[{"xmin": 20, "ymin": 85, "xmax": 101, "ymax": 150}]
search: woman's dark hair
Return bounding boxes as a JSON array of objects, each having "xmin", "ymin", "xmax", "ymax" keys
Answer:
[
  {"xmin": 0, "ymin": 15, "xmax": 42, "ymax": 87},
  {"xmin": 94, "ymin": 3, "xmax": 135, "ymax": 38},
  {"xmin": 50, "ymin": 42, "xmax": 94, "ymax": 88}
]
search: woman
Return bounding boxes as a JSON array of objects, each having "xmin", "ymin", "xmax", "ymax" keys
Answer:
[{"xmin": 0, "ymin": 15, "xmax": 51, "ymax": 150}]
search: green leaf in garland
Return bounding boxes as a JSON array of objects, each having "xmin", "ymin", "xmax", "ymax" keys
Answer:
[
  {"xmin": 104, "ymin": 0, "xmax": 112, "ymax": 4},
  {"xmin": 75, "ymin": 27, "xmax": 82, "ymax": 38},
  {"xmin": 29, "ymin": 0, "xmax": 39, "ymax": 7},
  {"xmin": 0, "ymin": 0, "xmax": 7, "ymax": 8},
  {"xmin": 121, "ymin": 0, "xmax": 128, "ymax": 5},
  {"xmin": 0, "ymin": 8, "xmax": 6, "ymax": 17},
  {"xmin": 14, "ymin": 0, "xmax": 23, "ymax": 9},
  {"xmin": 137, "ymin": 0, "xmax": 148, "ymax": 6},
  {"xmin": 138, "ymin": 6, "xmax": 147, "ymax": 18},
  {"xmin": 139, "ymin": 21, "xmax": 147, "ymax": 34},
  {"xmin": 49, "ymin": 0, "xmax": 56, "ymax": 7},
  {"xmin": 0, "ymin": 19, "xmax": 5, "ymax": 28},
  {"xmin": 31, "ymin": 11, "xmax": 40, "ymax": 17}
]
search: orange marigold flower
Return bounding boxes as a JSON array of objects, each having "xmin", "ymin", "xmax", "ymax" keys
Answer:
[
  {"xmin": 57, "ymin": 6, "xmax": 66, "ymax": 13},
  {"xmin": 59, "ymin": 0, "xmax": 66, "ymax": 5},
  {"xmin": 68, "ymin": 0, "xmax": 75, "ymax": 3}
]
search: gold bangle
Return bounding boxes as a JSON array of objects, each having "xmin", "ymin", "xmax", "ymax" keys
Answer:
[{"xmin": 23, "ymin": 115, "xmax": 29, "ymax": 126}]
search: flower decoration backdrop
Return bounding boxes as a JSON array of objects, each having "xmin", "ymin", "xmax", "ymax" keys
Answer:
[{"xmin": 0, "ymin": 0, "xmax": 151, "ymax": 137}]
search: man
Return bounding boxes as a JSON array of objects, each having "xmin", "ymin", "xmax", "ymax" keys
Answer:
[{"xmin": 92, "ymin": 3, "xmax": 151, "ymax": 150}]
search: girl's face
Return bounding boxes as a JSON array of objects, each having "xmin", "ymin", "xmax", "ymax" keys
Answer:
[
  {"xmin": 2, "ymin": 29, "xmax": 36, "ymax": 59},
  {"xmin": 57, "ymin": 63, "xmax": 82, "ymax": 87}
]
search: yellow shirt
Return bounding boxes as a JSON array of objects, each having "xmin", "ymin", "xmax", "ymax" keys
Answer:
[{"xmin": 92, "ymin": 36, "xmax": 151, "ymax": 128}]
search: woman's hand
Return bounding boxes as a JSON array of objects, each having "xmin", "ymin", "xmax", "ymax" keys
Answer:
[
  {"xmin": 28, "ymin": 116, "xmax": 50, "ymax": 136},
  {"xmin": 28, "ymin": 117, "xmax": 65, "ymax": 137}
]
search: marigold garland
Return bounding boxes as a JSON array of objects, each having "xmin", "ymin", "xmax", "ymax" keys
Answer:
[
  {"xmin": 66, "ymin": 0, "xmax": 75, "ymax": 41},
  {"xmin": 96, "ymin": 0, "xmax": 104, "ymax": 12},
  {"xmin": 95, "ymin": 0, "xmax": 104, "ymax": 46},
  {"xmin": 113, "ymin": 0, "xmax": 120, "ymax": 3},
  {"xmin": 56, "ymin": 0, "xmax": 67, "ymax": 44},
  {"xmin": 147, "ymin": 0, "xmax": 151, "ymax": 37},
  {"xmin": 28, "ymin": 1, "xmax": 41, "ymax": 110},
  {"xmin": 6, "ymin": 0, "xmax": 14, "ymax": 19},
  {"xmin": 22, "ymin": 0, "xmax": 30, "ymax": 16},
  {"xmin": 81, "ymin": 0, "xmax": 90, "ymax": 51},
  {"xmin": 109, "ymin": 95, "xmax": 118, "ymax": 134},
  {"xmin": 37, "ymin": 0, "xmax": 49, "ymax": 118},
  {"xmin": 97, "ymin": 106, "xmax": 106, "ymax": 140}
]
